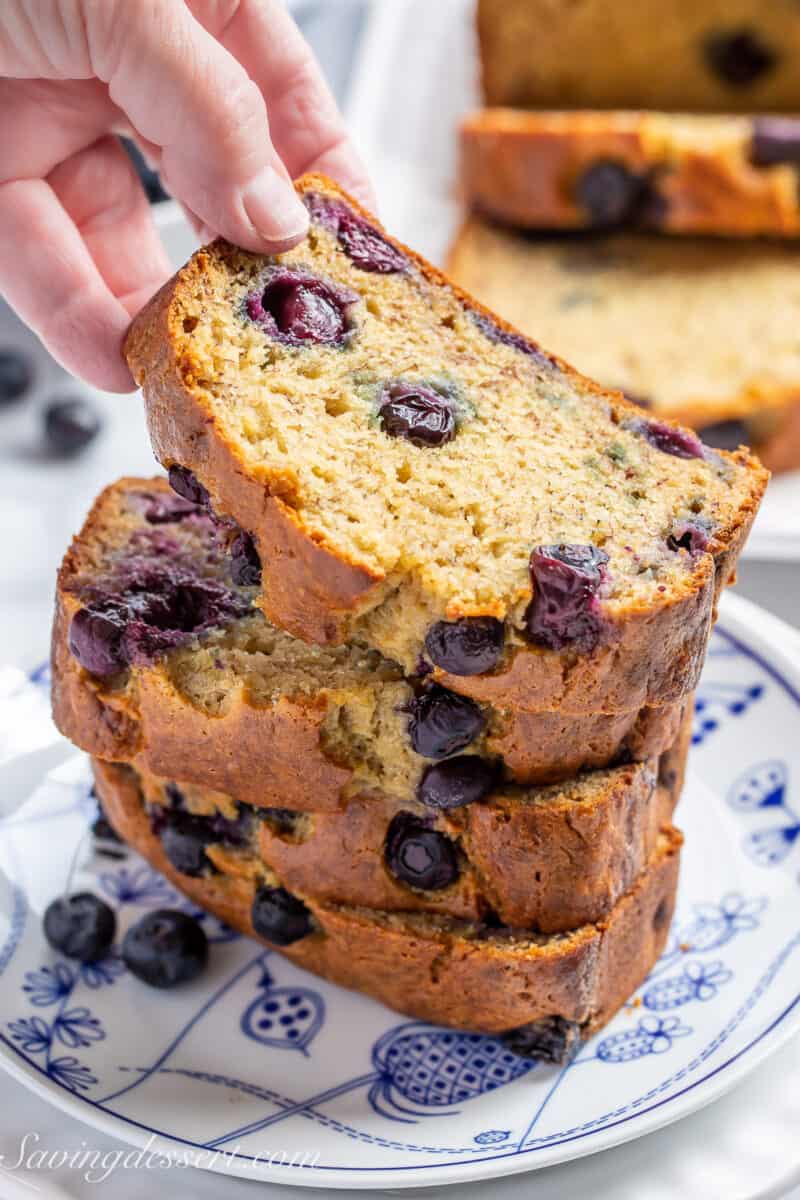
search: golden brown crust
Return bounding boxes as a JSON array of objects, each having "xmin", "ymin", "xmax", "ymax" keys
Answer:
[
  {"xmin": 124, "ymin": 174, "xmax": 767, "ymax": 714},
  {"xmin": 96, "ymin": 704, "xmax": 687, "ymax": 933},
  {"xmin": 93, "ymin": 758, "xmax": 682, "ymax": 1035},
  {"xmin": 460, "ymin": 110, "xmax": 800, "ymax": 237}
]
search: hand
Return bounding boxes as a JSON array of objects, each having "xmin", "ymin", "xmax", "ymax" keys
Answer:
[{"xmin": 0, "ymin": 0, "xmax": 373, "ymax": 391}]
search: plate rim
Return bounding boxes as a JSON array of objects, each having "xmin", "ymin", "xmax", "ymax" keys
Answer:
[{"xmin": 0, "ymin": 591, "xmax": 799, "ymax": 1190}]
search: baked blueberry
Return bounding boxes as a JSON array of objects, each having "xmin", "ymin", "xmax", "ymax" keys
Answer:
[
  {"xmin": 385, "ymin": 812, "xmax": 460, "ymax": 890},
  {"xmin": 337, "ymin": 212, "xmax": 408, "ymax": 273},
  {"xmin": 168, "ymin": 465, "xmax": 211, "ymax": 508},
  {"xmin": 525, "ymin": 544, "xmax": 609, "ymax": 651},
  {"xmin": 502, "ymin": 1016, "xmax": 582, "ymax": 1064},
  {"xmin": 696, "ymin": 418, "xmax": 750, "ymax": 452},
  {"xmin": 630, "ymin": 417, "xmax": 704, "ymax": 460},
  {"xmin": 140, "ymin": 491, "xmax": 200, "ymax": 524},
  {"xmin": 417, "ymin": 756, "xmax": 498, "ymax": 810},
  {"xmin": 575, "ymin": 161, "xmax": 643, "ymax": 228},
  {"xmin": 703, "ymin": 28, "xmax": 778, "ymax": 87},
  {"xmin": 229, "ymin": 531, "xmax": 262, "ymax": 586},
  {"xmin": 666, "ymin": 521, "xmax": 710, "ymax": 554},
  {"xmin": 378, "ymin": 381, "xmax": 457, "ymax": 447},
  {"xmin": 122, "ymin": 909, "xmax": 208, "ymax": 988},
  {"xmin": 251, "ymin": 886, "xmax": 313, "ymax": 946},
  {"xmin": 471, "ymin": 310, "xmax": 556, "ymax": 367},
  {"xmin": 44, "ymin": 398, "xmax": 101, "ymax": 455},
  {"xmin": 156, "ymin": 810, "xmax": 216, "ymax": 876},
  {"xmin": 43, "ymin": 892, "xmax": 116, "ymax": 962},
  {"xmin": 407, "ymin": 686, "xmax": 486, "ymax": 759},
  {"xmin": 69, "ymin": 602, "xmax": 128, "ymax": 677},
  {"xmin": 246, "ymin": 268, "xmax": 358, "ymax": 346},
  {"xmin": 424, "ymin": 617, "xmax": 504, "ymax": 676},
  {"xmin": 750, "ymin": 117, "xmax": 800, "ymax": 167},
  {"xmin": 0, "ymin": 349, "xmax": 32, "ymax": 405}
]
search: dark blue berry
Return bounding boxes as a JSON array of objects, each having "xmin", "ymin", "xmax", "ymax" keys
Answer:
[
  {"xmin": 246, "ymin": 268, "xmax": 358, "ymax": 346},
  {"xmin": 337, "ymin": 213, "xmax": 408, "ymax": 273},
  {"xmin": 43, "ymin": 892, "xmax": 116, "ymax": 962},
  {"xmin": 156, "ymin": 810, "xmax": 216, "ymax": 876},
  {"xmin": 407, "ymin": 686, "xmax": 485, "ymax": 759},
  {"xmin": 251, "ymin": 886, "xmax": 313, "ymax": 946},
  {"xmin": 471, "ymin": 310, "xmax": 555, "ymax": 366},
  {"xmin": 384, "ymin": 813, "xmax": 460, "ymax": 890},
  {"xmin": 69, "ymin": 602, "xmax": 128, "ymax": 676},
  {"xmin": 424, "ymin": 617, "xmax": 504, "ymax": 675},
  {"xmin": 703, "ymin": 28, "xmax": 777, "ymax": 87},
  {"xmin": 666, "ymin": 521, "xmax": 710, "ymax": 555},
  {"xmin": 44, "ymin": 398, "xmax": 101, "ymax": 455},
  {"xmin": 378, "ymin": 381, "xmax": 457, "ymax": 447},
  {"xmin": 91, "ymin": 806, "xmax": 122, "ymax": 843},
  {"xmin": 0, "ymin": 350, "xmax": 32, "ymax": 405},
  {"xmin": 168, "ymin": 465, "xmax": 210, "ymax": 508},
  {"xmin": 122, "ymin": 909, "xmax": 208, "ymax": 988},
  {"xmin": 502, "ymin": 1016, "xmax": 581, "ymax": 1064},
  {"xmin": 525, "ymin": 544, "xmax": 609, "ymax": 651},
  {"xmin": 230, "ymin": 531, "xmax": 261, "ymax": 586},
  {"xmin": 418, "ymin": 756, "xmax": 498, "ymax": 809},
  {"xmin": 575, "ymin": 162, "xmax": 643, "ymax": 228},
  {"xmin": 750, "ymin": 117, "xmax": 800, "ymax": 166},
  {"xmin": 141, "ymin": 491, "xmax": 201, "ymax": 524},
  {"xmin": 631, "ymin": 417, "xmax": 704, "ymax": 460}
]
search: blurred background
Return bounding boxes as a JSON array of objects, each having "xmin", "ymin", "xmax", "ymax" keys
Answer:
[{"xmin": 1, "ymin": 0, "xmax": 797, "ymax": 676}]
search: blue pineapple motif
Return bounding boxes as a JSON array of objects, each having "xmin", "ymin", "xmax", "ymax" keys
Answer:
[
  {"xmin": 595, "ymin": 1016, "xmax": 691, "ymax": 1063},
  {"xmin": 241, "ymin": 966, "xmax": 323, "ymax": 1056},
  {"xmin": 643, "ymin": 960, "xmax": 732, "ymax": 1010},
  {"xmin": 692, "ymin": 683, "xmax": 764, "ymax": 745},
  {"xmin": 204, "ymin": 1022, "xmax": 536, "ymax": 1148}
]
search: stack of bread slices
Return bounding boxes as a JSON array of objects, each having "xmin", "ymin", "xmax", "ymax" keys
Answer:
[
  {"xmin": 51, "ymin": 174, "xmax": 767, "ymax": 1063},
  {"xmin": 453, "ymin": 0, "xmax": 800, "ymax": 475}
]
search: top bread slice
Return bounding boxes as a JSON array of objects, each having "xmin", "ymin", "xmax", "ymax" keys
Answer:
[{"xmin": 124, "ymin": 173, "xmax": 767, "ymax": 714}]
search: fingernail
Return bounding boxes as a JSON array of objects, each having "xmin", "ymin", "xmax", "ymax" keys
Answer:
[{"xmin": 241, "ymin": 167, "xmax": 309, "ymax": 246}]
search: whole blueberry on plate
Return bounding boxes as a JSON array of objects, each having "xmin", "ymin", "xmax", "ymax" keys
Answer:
[
  {"xmin": 44, "ymin": 397, "xmax": 102, "ymax": 455},
  {"xmin": 122, "ymin": 909, "xmax": 208, "ymax": 988},
  {"xmin": 43, "ymin": 892, "xmax": 116, "ymax": 962}
]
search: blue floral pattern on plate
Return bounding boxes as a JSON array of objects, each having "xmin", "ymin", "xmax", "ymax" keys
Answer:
[{"xmin": 0, "ymin": 611, "xmax": 798, "ymax": 1188}]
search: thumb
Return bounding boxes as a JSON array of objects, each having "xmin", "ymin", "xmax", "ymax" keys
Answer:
[{"xmin": 89, "ymin": 0, "xmax": 309, "ymax": 252}]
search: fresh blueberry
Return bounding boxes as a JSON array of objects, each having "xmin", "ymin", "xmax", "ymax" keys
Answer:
[
  {"xmin": 750, "ymin": 117, "xmax": 800, "ymax": 166},
  {"xmin": 525, "ymin": 544, "xmax": 609, "ymax": 651},
  {"xmin": 575, "ymin": 162, "xmax": 643, "ymax": 228},
  {"xmin": 164, "ymin": 782, "xmax": 185, "ymax": 808},
  {"xmin": 251, "ymin": 886, "xmax": 313, "ymax": 946},
  {"xmin": 168, "ymin": 465, "xmax": 211, "ymax": 508},
  {"xmin": 407, "ymin": 686, "xmax": 486, "ymax": 759},
  {"xmin": 417, "ymin": 756, "xmax": 498, "ymax": 809},
  {"xmin": 69, "ymin": 602, "xmax": 128, "ymax": 677},
  {"xmin": 384, "ymin": 812, "xmax": 460, "ymax": 890},
  {"xmin": 630, "ymin": 417, "xmax": 704, "ymax": 460},
  {"xmin": 156, "ymin": 809, "xmax": 216, "ymax": 877},
  {"xmin": 44, "ymin": 398, "xmax": 101, "ymax": 455},
  {"xmin": 424, "ymin": 617, "xmax": 504, "ymax": 676},
  {"xmin": 122, "ymin": 909, "xmax": 208, "ymax": 988},
  {"xmin": 703, "ymin": 28, "xmax": 778, "ymax": 87},
  {"xmin": 502, "ymin": 1016, "xmax": 582, "ymax": 1064},
  {"xmin": 696, "ymin": 418, "xmax": 750, "ymax": 452},
  {"xmin": 0, "ymin": 350, "xmax": 32, "ymax": 405},
  {"xmin": 666, "ymin": 521, "xmax": 710, "ymax": 554},
  {"xmin": 378, "ymin": 381, "xmax": 457, "ymax": 447},
  {"xmin": 43, "ymin": 892, "xmax": 116, "ymax": 962},
  {"xmin": 246, "ymin": 268, "xmax": 358, "ymax": 346},
  {"xmin": 229, "ymin": 531, "xmax": 262, "ymax": 586}
]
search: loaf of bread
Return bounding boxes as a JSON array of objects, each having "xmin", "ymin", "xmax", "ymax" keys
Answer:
[
  {"xmin": 93, "ymin": 756, "xmax": 682, "ymax": 1052},
  {"xmin": 448, "ymin": 217, "xmax": 800, "ymax": 476},
  {"xmin": 477, "ymin": 0, "xmax": 800, "ymax": 113},
  {"xmin": 461, "ymin": 110, "xmax": 800, "ymax": 238},
  {"xmin": 124, "ymin": 174, "xmax": 767, "ymax": 717},
  {"xmin": 52, "ymin": 479, "xmax": 688, "ymax": 815},
  {"xmin": 92, "ymin": 700, "xmax": 687, "ymax": 933}
]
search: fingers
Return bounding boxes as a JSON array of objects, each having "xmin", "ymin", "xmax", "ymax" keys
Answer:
[
  {"xmin": 48, "ymin": 135, "xmax": 172, "ymax": 316},
  {"xmin": 194, "ymin": 0, "xmax": 376, "ymax": 209},
  {"xmin": 0, "ymin": 176, "xmax": 136, "ymax": 392},
  {"xmin": 87, "ymin": 0, "xmax": 309, "ymax": 252}
]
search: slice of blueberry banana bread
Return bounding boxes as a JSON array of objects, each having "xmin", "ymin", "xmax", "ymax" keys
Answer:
[
  {"xmin": 93, "ymin": 757, "xmax": 682, "ymax": 1051},
  {"xmin": 92, "ymin": 703, "xmax": 688, "ymax": 934},
  {"xmin": 448, "ymin": 218, "xmax": 800, "ymax": 477},
  {"xmin": 477, "ymin": 0, "xmax": 800, "ymax": 113},
  {"xmin": 53, "ymin": 478, "xmax": 685, "ymax": 809},
  {"xmin": 124, "ymin": 174, "xmax": 767, "ymax": 714},
  {"xmin": 461, "ymin": 111, "xmax": 800, "ymax": 238}
]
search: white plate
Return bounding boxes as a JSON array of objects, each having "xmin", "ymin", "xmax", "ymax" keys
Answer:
[
  {"xmin": 345, "ymin": 0, "xmax": 800, "ymax": 564},
  {"xmin": 0, "ymin": 592, "xmax": 798, "ymax": 1190}
]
